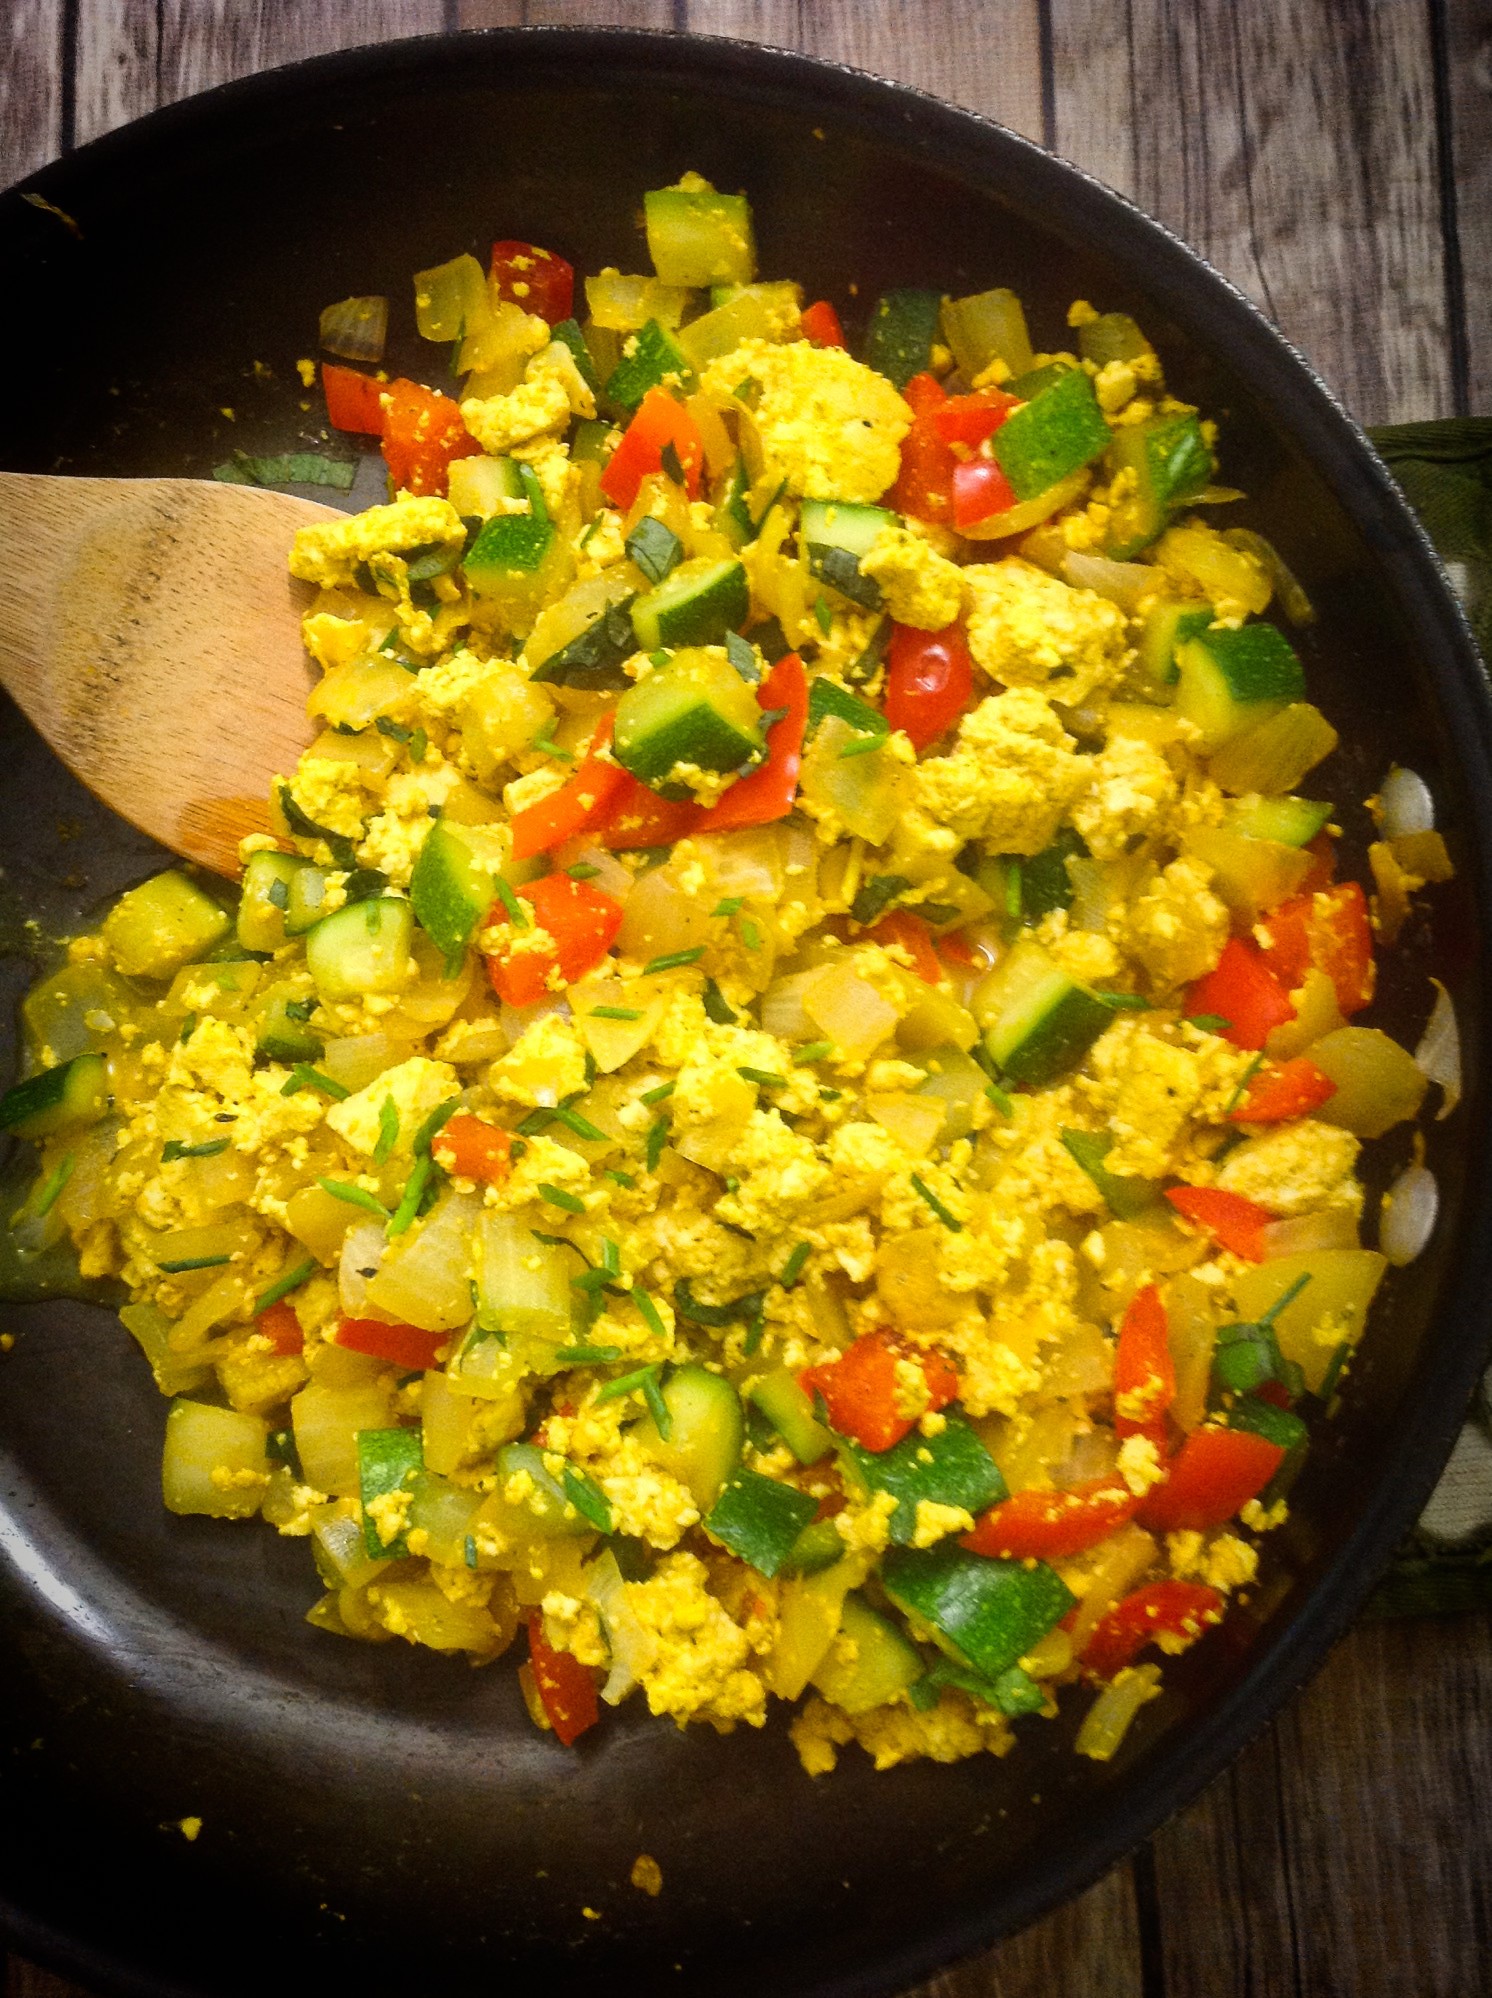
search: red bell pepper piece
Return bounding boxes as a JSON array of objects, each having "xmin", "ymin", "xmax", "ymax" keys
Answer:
[
  {"xmin": 508, "ymin": 717, "xmax": 626, "ymax": 860},
  {"xmin": 884, "ymin": 621, "xmax": 974, "ymax": 751},
  {"xmin": 1081, "ymin": 1580, "xmax": 1225, "ymax": 1679},
  {"xmin": 869, "ymin": 908, "xmax": 942, "ymax": 984},
  {"xmin": 335, "ymin": 1316, "xmax": 448, "ymax": 1371},
  {"xmin": 931, "ymin": 388, "xmax": 1017, "ymax": 446},
  {"xmin": 485, "ymin": 872, "xmax": 623, "ymax": 1008},
  {"xmin": 694, "ymin": 652, "xmax": 810, "ymax": 832},
  {"xmin": 1228, "ymin": 1055, "xmax": 1338, "ymax": 1124},
  {"xmin": 526, "ymin": 1612, "xmax": 601, "ymax": 1746},
  {"xmin": 1136, "ymin": 1426, "xmax": 1286, "ymax": 1533},
  {"xmin": 322, "ymin": 363, "xmax": 387, "ymax": 435},
  {"xmin": 936, "ymin": 929, "xmax": 978, "ymax": 970},
  {"xmin": 1185, "ymin": 935, "xmax": 1296, "ymax": 1050},
  {"xmin": 889, "ymin": 397, "xmax": 956, "ymax": 523},
  {"xmin": 800, "ymin": 1331, "xmax": 959, "ymax": 1454},
  {"xmin": 258, "ymin": 1300, "xmax": 304, "ymax": 1356},
  {"xmin": 1298, "ymin": 832, "xmax": 1336, "ymax": 895},
  {"xmin": 598, "ymin": 387, "xmax": 705, "ymax": 510},
  {"xmin": 430, "ymin": 1113, "xmax": 516, "ymax": 1185},
  {"xmin": 902, "ymin": 372, "xmax": 947, "ymax": 415},
  {"xmin": 950, "ymin": 454, "xmax": 1019, "ymax": 529},
  {"xmin": 597, "ymin": 776, "xmax": 704, "ymax": 851},
  {"xmin": 379, "ymin": 377, "xmax": 482, "ymax": 497},
  {"xmin": 1257, "ymin": 881, "xmax": 1375, "ymax": 1017},
  {"xmin": 799, "ymin": 299, "xmax": 846, "ymax": 348},
  {"xmin": 961, "ymin": 1477, "xmax": 1141, "ymax": 1560},
  {"xmin": 488, "ymin": 240, "xmax": 575, "ymax": 325},
  {"xmin": 1164, "ymin": 1184, "xmax": 1273, "ymax": 1262},
  {"xmin": 1113, "ymin": 1283, "xmax": 1175, "ymax": 1445}
]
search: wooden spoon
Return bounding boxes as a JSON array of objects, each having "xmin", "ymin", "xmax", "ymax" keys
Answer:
[{"xmin": 0, "ymin": 473, "xmax": 341, "ymax": 878}]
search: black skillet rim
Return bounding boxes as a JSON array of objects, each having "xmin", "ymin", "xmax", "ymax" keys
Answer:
[{"xmin": 2, "ymin": 25, "xmax": 1490, "ymax": 1998}]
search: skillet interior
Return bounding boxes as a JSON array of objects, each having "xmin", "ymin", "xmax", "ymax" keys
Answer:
[{"xmin": 0, "ymin": 30, "xmax": 1489, "ymax": 1998}]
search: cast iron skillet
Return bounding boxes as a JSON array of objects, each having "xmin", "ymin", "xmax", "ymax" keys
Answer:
[{"xmin": 0, "ymin": 28, "xmax": 1488, "ymax": 1998}]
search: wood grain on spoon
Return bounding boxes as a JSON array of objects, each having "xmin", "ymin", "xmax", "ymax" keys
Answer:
[{"xmin": 0, "ymin": 474, "xmax": 340, "ymax": 877}]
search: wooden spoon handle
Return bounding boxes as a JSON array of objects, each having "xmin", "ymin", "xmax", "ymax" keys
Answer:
[{"xmin": 0, "ymin": 474, "xmax": 334, "ymax": 877}]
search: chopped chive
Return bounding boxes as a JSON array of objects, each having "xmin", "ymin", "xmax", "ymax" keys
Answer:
[
  {"xmin": 712, "ymin": 896, "xmax": 744, "ymax": 918},
  {"xmin": 375, "ymin": 716, "xmax": 411, "ymax": 745},
  {"xmin": 648, "ymin": 649, "xmax": 672, "ymax": 669},
  {"xmin": 643, "ymin": 947, "xmax": 705, "ymax": 975},
  {"xmin": 738, "ymin": 916, "xmax": 763, "ymax": 950},
  {"xmin": 387, "ymin": 1155, "xmax": 435, "ymax": 1238},
  {"xmin": 595, "ymin": 1364, "xmax": 657, "ymax": 1405},
  {"xmin": 985, "ymin": 1081, "xmax": 1015, "ymax": 1117},
  {"xmin": 531, "ymin": 1229, "xmax": 579, "ymax": 1252},
  {"xmin": 561, "ymin": 1464, "xmax": 613, "ymax": 1534},
  {"xmin": 780, "ymin": 1241, "xmax": 811, "ymax": 1287},
  {"xmin": 1187, "ymin": 1013, "xmax": 1233, "ymax": 1033},
  {"xmin": 837, "ymin": 730, "xmax": 890, "ymax": 760},
  {"xmin": 814, "ymin": 594, "xmax": 832, "ymax": 634},
  {"xmin": 658, "ymin": 439, "xmax": 686, "ymax": 486},
  {"xmin": 570, "ymin": 1267, "xmax": 620, "ymax": 1295},
  {"xmin": 553, "ymin": 1343, "xmax": 624, "ymax": 1364},
  {"xmin": 517, "ymin": 1107, "xmax": 554, "ymax": 1137},
  {"xmin": 737, "ymin": 1066, "xmax": 786, "ymax": 1089},
  {"xmin": 640, "ymin": 1081, "xmax": 675, "ymax": 1106},
  {"xmin": 253, "ymin": 1257, "xmax": 317, "ymax": 1315},
  {"xmin": 539, "ymin": 1183, "xmax": 586, "ymax": 1214},
  {"xmin": 1005, "ymin": 862, "xmax": 1022, "ymax": 925},
  {"xmin": 464, "ymin": 1534, "xmax": 478, "ymax": 1570},
  {"xmin": 910, "ymin": 1173, "xmax": 963, "ymax": 1232},
  {"xmin": 372, "ymin": 1095, "xmax": 400, "ymax": 1167},
  {"xmin": 590, "ymin": 1005, "xmax": 643, "ymax": 1021},
  {"xmin": 819, "ymin": 1087, "xmax": 843, "ymax": 1102},
  {"xmin": 604, "ymin": 1168, "xmax": 636, "ymax": 1188},
  {"xmin": 644, "ymin": 1117, "xmax": 669, "ymax": 1171},
  {"xmin": 157, "ymin": 1254, "xmax": 232, "ymax": 1274},
  {"xmin": 178, "ymin": 1013, "xmax": 197, "ymax": 1044},
  {"xmin": 33, "ymin": 1153, "xmax": 75, "ymax": 1218},
  {"xmin": 641, "ymin": 1369, "xmax": 672, "ymax": 1439},
  {"xmin": 532, "ymin": 720, "xmax": 575, "ymax": 762},
  {"xmin": 281, "ymin": 1063, "xmax": 350, "ymax": 1101},
  {"xmin": 702, "ymin": 978, "xmax": 738, "ymax": 1025},
  {"xmin": 409, "ymin": 728, "xmax": 428, "ymax": 764},
  {"xmin": 567, "ymin": 861, "xmax": 602, "ymax": 881},
  {"xmin": 600, "ymin": 1237, "xmax": 622, "ymax": 1277},
  {"xmin": 412, "ymin": 1097, "xmax": 459, "ymax": 1157},
  {"xmin": 634, "ymin": 1290, "xmax": 666, "ymax": 1340},
  {"xmin": 161, "ymin": 1137, "xmax": 230, "ymax": 1163},
  {"xmin": 1094, "ymin": 990, "xmax": 1152, "ymax": 1011},
  {"xmin": 1224, "ymin": 1053, "xmax": 1266, "ymax": 1116},
  {"xmin": 317, "ymin": 1177, "xmax": 389, "ymax": 1218},
  {"xmin": 743, "ymin": 1308, "xmax": 766, "ymax": 1356},
  {"xmin": 551, "ymin": 1102, "xmax": 608, "ymax": 1142},
  {"xmin": 1258, "ymin": 1272, "xmax": 1313, "ymax": 1326},
  {"xmin": 492, "ymin": 876, "xmax": 530, "ymax": 929},
  {"xmin": 794, "ymin": 1041, "xmax": 833, "ymax": 1064}
]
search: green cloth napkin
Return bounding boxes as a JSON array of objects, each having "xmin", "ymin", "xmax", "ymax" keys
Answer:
[{"xmin": 1363, "ymin": 420, "xmax": 1492, "ymax": 1616}]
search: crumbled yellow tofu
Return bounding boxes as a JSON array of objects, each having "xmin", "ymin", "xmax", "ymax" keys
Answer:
[
  {"xmin": 288, "ymin": 496, "xmax": 464, "ymax": 588},
  {"xmin": 700, "ymin": 338, "xmax": 911, "ymax": 500},
  {"xmin": 1215, "ymin": 1120, "xmax": 1363, "ymax": 1216},
  {"xmin": 860, "ymin": 523, "xmax": 966, "ymax": 630},
  {"xmin": 963, "ymin": 558, "xmax": 1130, "ymax": 704},
  {"xmin": 914, "ymin": 688, "xmax": 1085, "ymax": 853},
  {"xmin": 326, "ymin": 1057, "xmax": 459, "ymax": 1158}
]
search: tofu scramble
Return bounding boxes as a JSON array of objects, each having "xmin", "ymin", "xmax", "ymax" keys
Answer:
[{"xmin": 1, "ymin": 176, "xmax": 1456, "ymax": 1775}]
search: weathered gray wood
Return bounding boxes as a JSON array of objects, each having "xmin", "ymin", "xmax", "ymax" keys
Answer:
[
  {"xmin": 684, "ymin": 0, "xmax": 801, "ymax": 49},
  {"xmin": 1445, "ymin": 0, "xmax": 1492, "ymax": 413},
  {"xmin": 916, "ymin": 1865, "xmax": 1144, "ymax": 1998},
  {"xmin": 0, "ymin": 0, "xmax": 63, "ymax": 188},
  {"xmin": 798, "ymin": 0, "xmax": 1044, "ymax": 140},
  {"xmin": 1049, "ymin": 0, "xmax": 1454, "ymax": 425},
  {"xmin": 457, "ymin": 0, "xmax": 672, "ymax": 26}
]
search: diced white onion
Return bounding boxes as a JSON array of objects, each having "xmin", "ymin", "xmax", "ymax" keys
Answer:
[
  {"xmin": 1067, "ymin": 857, "xmax": 1115, "ymax": 933},
  {"xmin": 338, "ymin": 1220, "xmax": 387, "ymax": 1316},
  {"xmin": 1062, "ymin": 550, "xmax": 1156, "ymax": 610},
  {"xmin": 1379, "ymin": 765, "xmax": 1435, "ymax": 840},
  {"xmin": 1260, "ymin": 1208, "xmax": 1361, "ymax": 1259},
  {"xmin": 584, "ymin": 1548, "xmax": 656, "ymax": 1705},
  {"xmin": 318, "ymin": 294, "xmax": 388, "ymax": 362},
  {"xmin": 761, "ymin": 970, "xmax": 820, "ymax": 1042},
  {"xmin": 1414, "ymin": 979, "xmax": 1461, "ymax": 1119},
  {"xmin": 499, "ymin": 994, "xmax": 570, "ymax": 1050},
  {"xmin": 1075, "ymin": 1662, "xmax": 1162, "ymax": 1761},
  {"xmin": 1380, "ymin": 1163, "xmax": 1438, "ymax": 1267}
]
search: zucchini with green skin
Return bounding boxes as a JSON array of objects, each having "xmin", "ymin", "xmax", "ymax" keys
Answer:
[
  {"xmin": 612, "ymin": 648, "xmax": 765, "ymax": 794},
  {"xmin": 799, "ymin": 499, "xmax": 897, "ymax": 610},
  {"xmin": 529, "ymin": 596, "xmax": 638, "ymax": 690},
  {"xmin": 1228, "ymin": 795, "xmax": 1333, "ymax": 846},
  {"xmin": 863, "ymin": 289, "xmax": 943, "ymax": 391},
  {"xmin": 940, "ymin": 288, "xmax": 1034, "ymax": 381},
  {"xmin": 1077, "ymin": 312, "xmax": 1157, "ymax": 371},
  {"xmin": 882, "ymin": 1544, "xmax": 1074, "ymax": 1678},
  {"xmin": 1175, "ymin": 623, "xmax": 1307, "ymax": 748},
  {"xmin": 605, "ymin": 319, "xmax": 694, "ymax": 414},
  {"xmin": 1105, "ymin": 412, "xmax": 1214, "ymax": 559},
  {"xmin": 644, "ymin": 184, "xmax": 756, "ymax": 289},
  {"xmin": 809, "ymin": 1593, "xmax": 924, "ymax": 1713},
  {"xmin": 357, "ymin": 1426, "xmax": 424, "ymax": 1557},
  {"xmin": 632, "ymin": 1363, "xmax": 744, "ymax": 1510},
  {"xmin": 1018, "ymin": 827, "xmax": 1087, "ymax": 923},
  {"xmin": 305, "ymin": 897, "xmax": 413, "ymax": 1001},
  {"xmin": 705, "ymin": 1467, "xmax": 818, "ymax": 1577},
  {"xmin": 409, "ymin": 818, "xmax": 506, "ymax": 963},
  {"xmin": 102, "ymin": 870, "xmax": 231, "ymax": 979},
  {"xmin": 1226, "ymin": 1396, "xmax": 1309, "ymax": 1504},
  {"xmin": 630, "ymin": 557, "xmax": 750, "ymax": 650},
  {"xmin": 1140, "ymin": 598, "xmax": 1215, "ymax": 687},
  {"xmin": 492, "ymin": 1441, "xmax": 595, "ymax": 1538},
  {"xmin": 778, "ymin": 1517, "xmax": 846, "ymax": 1576},
  {"xmin": 237, "ymin": 849, "xmax": 312, "ymax": 953},
  {"xmin": 252, "ymin": 984, "xmax": 324, "ymax": 1063},
  {"xmin": 747, "ymin": 1366, "xmax": 834, "ymax": 1465},
  {"xmin": 840, "ymin": 1409, "xmax": 1008, "ymax": 1546},
  {"xmin": 0, "ymin": 1052, "xmax": 108, "ymax": 1140},
  {"xmin": 976, "ymin": 939, "xmax": 1115, "ymax": 1087},
  {"xmin": 992, "ymin": 369, "xmax": 1111, "ymax": 501}
]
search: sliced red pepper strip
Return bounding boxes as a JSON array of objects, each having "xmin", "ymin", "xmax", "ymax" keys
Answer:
[
  {"xmin": 485, "ymin": 872, "xmax": 623, "ymax": 1008},
  {"xmin": 884, "ymin": 620, "xmax": 974, "ymax": 751},
  {"xmin": 1164, "ymin": 1184, "xmax": 1273, "ymax": 1263},
  {"xmin": 596, "ymin": 776, "xmax": 704, "ymax": 851},
  {"xmin": 1257, "ymin": 881, "xmax": 1375, "ymax": 1018},
  {"xmin": 950, "ymin": 454, "xmax": 1019, "ymax": 529},
  {"xmin": 694, "ymin": 652, "xmax": 810, "ymax": 832},
  {"xmin": 930, "ymin": 388, "xmax": 1017, "ymax": 446},
  {"xmin": 1113, "ymin": 1282, "xmax": 1175, "ymax": 1443},
  {"xmin": 431, "ymin": 1114, "xmax": 516, "ymax": 1185},
  {"xmin": 1136, "ymin": 1426, "xmax": 1286, "ymax": 1533},
  {"xmin": 1081, "ymin": 1580, "xmax": 1225, "ymax": 1679},
  {"xmin": 527, "ymin": 1612, "xmax": 601, "ymax": 1746},
  {"xmin": 961, "ymin": 1477, "xmax": 1140, "ymax": 1560},
  {"xmin": 901, "ymin": 371, "xmax": 947, "ymax": 415},
  {"xmin": 379, "ymin": 377, "xmax": 482, "ymax": 497},
  {"xmin": 508, "ymin": 716, "xmax": 625, "ymax": 861},
  {"xmin": 258, "ymin": 1300, "xmax": 305, "ymax": 1356},
  {"xmin": 799, "ymin": 1330, "xmax": 959, "ymax": 1454},
  {"xmin": 869, "ymin": 908, "xmax": 942, "ymax": 984},
  {"xmin": 489, "ymin": 240, "xmax": 575, "ymax": 325},
  {"xmin": 1185, "ymin": 936, "xmax": 1297, "ymax": 1050},
  {"xmin": 799, "ymin": 299, "xmax": 847, "ymax": 348},
  {"xmin": 322, "ymin": 363, "xmax": 386, "ymax": 436},
  {"xmin": 1229, "ymin": 1055, "xmax": 1338, "ymax": 1124},
  {"xmin": 335, "ymin": 1316, "xmax": 447, "ymax": 1372},
  {"xmin": 598, "ymin": 387, "xmax": 704, "ymax": 510}
]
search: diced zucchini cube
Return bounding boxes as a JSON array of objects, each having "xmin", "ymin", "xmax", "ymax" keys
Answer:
[
  {"xmin": 162, "ymin": 1400, "xmax": 269, "ymax": 1519},
  {"xmin": 305, "ymin": 897, "xmax": 414, "ymax": 1001},
  {"xmin": 613, "ymin": 646, "xmax": 764, "ymax": 792},
  {"xmin": 863, "ymin": 288, "xmax": 943, "ymax": 391},
  {"xmin": 630, "ymin": 556, "xmax": 750, "ymax": 651},
  {"xmin": 993, "ymin": 369, "xmax": 1112, "ymax": 501},
  {"xmin": 644, "ymin": 184, "xmax": 756, "ymax": 289},
  {"xmin": 237, "ymin": 848, "xmax": 312, "ymax": 953},
  {"xmin": 605, "ymin": 319, "xmax": 695, "ymax": 414},
  {"xmin": 0, "ymin": 1051, "xmax": 108, "ymax": 1140},
  {"xmin": 103, "ymin": 871, "xmax": 231, "ymax": 979}
]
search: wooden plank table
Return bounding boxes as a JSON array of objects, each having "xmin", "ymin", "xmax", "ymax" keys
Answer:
[{"xmin": 2, "ymin": 3, "xmax": 1489, "ymax": 1993}]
